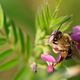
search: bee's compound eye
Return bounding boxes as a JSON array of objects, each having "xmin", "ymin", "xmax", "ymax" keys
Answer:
[
  {"xmin": 58, "ymin": 34, "xmax": 62, "ymax": 38},
  {"xmin": 57, "ymin": 31, "xmax": 62, "ymax": 39}
]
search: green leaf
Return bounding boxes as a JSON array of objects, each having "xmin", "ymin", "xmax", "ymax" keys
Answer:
[
  {"xmin": 0, "ymin": 5, "xmax": 4, "ymax": 29},
  {"xmin": 36, "ymin": 4, "xmax": 51, "ymax": 31},
  {"xmin": 49, "ymin": 16, "xmax": 72, "ymax": 32},
  {"xmin": 50, "ymin": 17, "xmax": 63, "ymax": 28},
  {"xmin": 19, "ymin": 28, "xmax": 25, "ymax": 53},
  {"xmin": 11, "ymin": 20, "xmax": 18, "ymax": 44},
  {"xmin": 0, "ymin": 38, "xmax": 7, "ymax": 45},
  {"xmin": 60, "ymin": 22, "xmax": 71, "ymax": 32},
  {"xmin": 0, "ymin": 58, "xmax": 18, "ymax": 71},
  {"xmin": 35, "ymin": 28, "xmax": 45, "ymax": 45},
  {"xmin": 45, "ymin": 4, "xmax": 51, "ymax": 24},
  {"xmin": 26, "ymin": 35, "xmax": 32, "ymax": 59},
  {"xmin": 15, "ymin": 67, "xmax": 27, "ymax": 80},
  {"xmin": 50, "ymin": 16, "xmax": 71, "ymax": 28},
  {"xmin": 36, "ymin": 11, "xmax": 44, "ymax": 30},
  {"xmin": 59, "ymin": 16, "xmax": 72, "ymax": 25},
  {"xmin": 4, "ymin": 14, "xmax": 11, "ymax": 36},
  {"xmin": 0, "ymin": 49, "xmax": 13, "ymax": 61}
]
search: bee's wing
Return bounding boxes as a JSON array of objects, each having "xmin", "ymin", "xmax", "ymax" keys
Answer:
[{"xmin": 71, "ymin": 41, "xmax": 80, "ymax": 63}]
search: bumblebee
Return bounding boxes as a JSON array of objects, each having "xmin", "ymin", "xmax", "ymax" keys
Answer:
[{"xmin": 49, "ymin": 27, "xmax": 80, "ymax": 62}]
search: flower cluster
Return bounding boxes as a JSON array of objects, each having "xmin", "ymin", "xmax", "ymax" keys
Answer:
[{"xmin": 41, "ymin": 53, "xmax": 62, "ymax": 73}]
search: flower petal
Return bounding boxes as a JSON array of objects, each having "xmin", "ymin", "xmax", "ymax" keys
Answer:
[
  {"xmin": 71, "ymin": 26, "xmax": 80, "ymax": 42},
  {"xmin": 47, "ymin": 65, "xmax": 54, "ymax": 73},
  {"xmin": 41, "ymin": 54, "xmax": 56, "ymax": 62},
  {"xmin": 72, "ymin": 26, "xmax": 80, "ymax": 33},
  {"xmin": 71, "ymin": 32, "xmax": 80, "ymax": 42},
  {"xmin": 56, "ymin": 53, "xmax": 62, "ymax": 62}
]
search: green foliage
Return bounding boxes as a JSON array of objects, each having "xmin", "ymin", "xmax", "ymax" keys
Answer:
[
  {"xmin": 18, "ymin": 27, "xmax": 25, "ymax": 53},
  {"xmin": 0, "ymin": 58, "xmax": 18, "ymax": 71},
  {"xmin": 0, "ymin": 49, "xmax": 13, "ymax": 61},
  {"xmin": 0, "ymin": 4, "xmax": 33, "ymax": 79},
  {"xmin": 15, "ymin": 67, "xmax": 27, "ymax": 80},
  {"xmin": 0, "ymin": 38, "xmax": 7, "ymax": 45},
  {"xmin": 4, "ymin": 14, "xmax": 11, "ymax": 37},
  {"xmin": 0, "ymin": 5, "xmax": 4, "ymax": 29},
  {"xmin": 36, "ymin": 4, "xmax": 71, "ymax": 35},
  {"xmin": 11, "ymin": 20, "xmax": 18, "ymax": 44},
  {"xmin": 49, "ymin": 16, "xmax": 72, "ymax": 31},
  {"xmin": 26, "ymin": 35, "xmax": 32, "ymax": 60}
]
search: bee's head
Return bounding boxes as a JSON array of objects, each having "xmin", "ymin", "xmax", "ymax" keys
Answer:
[{"xmin": 49, "ymin": 30, "xmax": 62, "ymax": 44}]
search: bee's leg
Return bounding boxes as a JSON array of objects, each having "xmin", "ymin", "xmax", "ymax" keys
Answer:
[
  {"xmin": 65, "ymin": 45, "xmax": 72, "ymax": 60},
  {"xmin": 67, "ymin": 41, "xmax": 76, "ymax": 60}
]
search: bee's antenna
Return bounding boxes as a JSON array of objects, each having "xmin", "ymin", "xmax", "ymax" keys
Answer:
[{"xmin": 57, "ymin": 24, "xmax": 62, "ymax": 31}]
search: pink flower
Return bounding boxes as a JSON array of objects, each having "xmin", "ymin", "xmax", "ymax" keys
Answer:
[
  {"xmin": 41, "ymin": 53, "xmax": 63, "ymax": 73},
  {"xmin": 41, "ymin": 54, "xmax": 56, "ymax": 73},
  {"xmin": 41, "ymin": 54, "xmax": 56, "ymax": 62},
  {"xmin": 47, "ymin": 65, "xmax": 54, "ymax": 73}
]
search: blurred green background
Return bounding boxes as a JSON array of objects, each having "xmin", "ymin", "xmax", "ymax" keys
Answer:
[
  {"xmin": 0, "ymin": 0, "xmax": 80, "ymax": 80},
  {"xmin": 0, "ymin": 0, "xmax": 80, "ymax": 37}
]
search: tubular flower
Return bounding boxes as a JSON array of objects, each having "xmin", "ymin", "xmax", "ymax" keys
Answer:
[
  {"xmin": 41, "ymin": 53, "xmax": 63, "ymax": 73},
  {"xmin": 41, "ymin": 54, "xmax": 56, "ymax": 73},
  {"xmin": 71, "ymin": 26, "xmax": 80, "ymax": 49}
]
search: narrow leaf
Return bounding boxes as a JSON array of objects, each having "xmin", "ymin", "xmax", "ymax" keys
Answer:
[
  {"xmin": 0, "ymin": 49, "xmax": 13, "ymax": 61},
  {"xmin": 19, "ymin": 28, "xmax": 25, "ymax": 53},
  {"xmin": 60, "ymin": 22, "xmax": 71, "ymax": 32},
  {"xmin": 55, "ymin": 16, "xmax": 71, "ymax": 27},
  {"xmin": 41, "ymin": 8, "xmax": 47, "ymax": 28},
  {"xmin": 0, "ymin": 5, "xmax": 4, "ymax": 29},
  {"xmin": 11, "ymin": 20, "xmax": 18, "ymax": 44},
  {"xmin": 26, "ymin": 35, "xmax": 32, "ymax": 59},
  {"xmin": 49, "ymin": 16, "xmax": 72, "ymax": 32},
  {"xmin": 0, "ymin": 58, "xmax": 18, "ymax": 72},
  {"xmin": 36, "ymin": 11, "xmax": 44, "ymax": 30},
  {"xmin": 4, "ymin": 14, "xmax": 10, "ymax": 36},
  {"xmin": 36, "ymin": 4, "xmax": 51, "ymax": 30},
  {"xmin": 50, "ymin": 16, "xmax": 71, "ymax": 28},
  {"xmin": 59, "ymin": 16, "xmax": 72, "ymax": 25},
  {"xmin": 45, "ymin": 4, "xmax": 51, "ymax": 25}
]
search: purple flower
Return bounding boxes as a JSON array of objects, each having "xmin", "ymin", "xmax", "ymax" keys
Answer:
[
  {"xmin": 71, "ymin": 26, "xmax": 80, "ymax": 42},
  {"xmin": 72, "ymin": 26, "xmax": 80, "ymax": 33},
  {"xmin": 71, "ymin": 26, "xmax": 80, "ymax": 49},
  {"xmin": 41, "ymin": 54, "xmax": 56, "ymax": 73}
]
